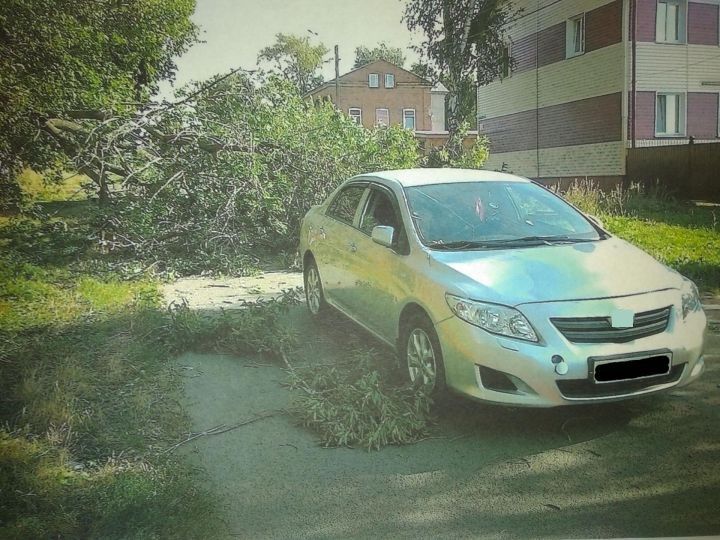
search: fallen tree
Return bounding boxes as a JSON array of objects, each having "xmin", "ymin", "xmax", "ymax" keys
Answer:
[{"xmin": 34, "ymin": 73, "xmax": 421, "ymax": 274}]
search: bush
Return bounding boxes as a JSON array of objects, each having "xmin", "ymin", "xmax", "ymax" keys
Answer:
[{"xmin": 425, "ymin": 125, "xmax": 489, "ymax": 169}]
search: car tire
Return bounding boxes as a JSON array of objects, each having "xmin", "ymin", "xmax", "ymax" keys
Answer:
[
  {"xmin": 304, "ymin": 258, "xmax": 327, "ymax": 317},
  {"xmin": 401, "ymin": 313, "xmax": 446, "ymax": 396}
]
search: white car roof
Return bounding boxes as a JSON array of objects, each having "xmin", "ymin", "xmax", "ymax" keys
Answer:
[{"xmin": 359, "ymin": 168, "xmax": 531, "ymax": 188}]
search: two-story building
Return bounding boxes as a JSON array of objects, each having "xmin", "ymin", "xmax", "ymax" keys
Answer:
[
  {"xmin": 477, "ymin": 0, "xmax": 720, "ymax": 186},
  {"xmin": 306, "ymin": 59, "xmax": 472, "ymax": 152}
]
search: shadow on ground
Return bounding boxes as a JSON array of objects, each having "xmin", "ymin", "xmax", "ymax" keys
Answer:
[{"xmin": 178, "ymin": 305, "xmax": 720, "ymax": 539}]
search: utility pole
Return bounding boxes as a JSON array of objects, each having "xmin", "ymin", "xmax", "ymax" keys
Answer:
[{"xmin": 334, "ymin": 45, "xmax": 340, "ymax": 104}]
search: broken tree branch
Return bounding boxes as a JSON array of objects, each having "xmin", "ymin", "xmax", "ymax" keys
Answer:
[{"xmin": 159, "ymin": 410, "xmax": 282, "ymax": 455}]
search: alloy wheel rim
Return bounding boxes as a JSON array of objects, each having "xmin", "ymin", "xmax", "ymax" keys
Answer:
[
  {"xmin": 306, "ymin": 267, "xmax": 321, "ymax": 314},
  {"xmin": 407, "ymin": 328, "xmax": 436, "ymax": 388}
]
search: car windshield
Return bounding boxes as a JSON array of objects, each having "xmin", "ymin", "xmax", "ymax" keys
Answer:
[{"xmin": 404, "ymin": 181, "xmax": 602, "ymax": 249}]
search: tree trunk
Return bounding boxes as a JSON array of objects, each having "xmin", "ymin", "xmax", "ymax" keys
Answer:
[
  {"xmin": 445, "ymin": 85, "xmax": 463, "ymax": 158},
  {"xmin": 98, "ymin": 172, "xmax": 109, "ymax": 206}
]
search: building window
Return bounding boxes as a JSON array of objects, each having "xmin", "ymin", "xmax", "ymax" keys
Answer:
[
  {"xmin": 375, "ymin": 108, "xmax": 389, "ymax": 126},
  {"xmin": 565, "ymin": 14, "xmax": 585, "ymax": 58},
  {"xmin": 403, "ymin": 109, "xmax": 416, "ymax": 130},
  {"xmin": 348, "ymin": 107, "xmax": 362, "ymax": 125},
  {"xmin": 655, "ymin": 92, "xmax": 685, "ymax": 136},
  {"xmin": 385, "ymin": 73, "xmax": 395, "ymax": 88},
  {"xmin": 656, "ymin": 0, "xmax": 686, "ymax": 43},
  {"xmin": 368, "ymin": 73, "xmax": 379, "ymax": 88},
  {"xmin": 500, "ymin": 44, "xmax": 512, "ymax": 79}
]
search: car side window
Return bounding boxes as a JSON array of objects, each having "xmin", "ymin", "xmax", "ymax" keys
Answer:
[
  {"xmin": 359, "ymin": 187, "xmax": 409, "ymax": 254},
  {"xmin": 360, "ymin": 190, "xmax": 399, "ymax": 234},
  {"xmin": 326, "ymin": 185, "xmax": 366, "ymax": 226}
]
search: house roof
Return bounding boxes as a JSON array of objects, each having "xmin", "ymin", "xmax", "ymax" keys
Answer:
[
  {"xmin": 305, "ymin": 59, "xmax": 433, "ymax": 96},
  {"xmin": 356, "ymin": 168, "xmax": 529, "ymax": 188}
]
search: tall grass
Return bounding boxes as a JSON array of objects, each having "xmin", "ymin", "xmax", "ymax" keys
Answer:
[{"xmin": 0, "ymin": 218, "xmax": 221, "ymax": 538}]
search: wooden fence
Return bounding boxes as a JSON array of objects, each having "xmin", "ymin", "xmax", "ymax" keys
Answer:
[{"xmin": 626, "ymin": 140, "xmax": 720, "ymax": 201}]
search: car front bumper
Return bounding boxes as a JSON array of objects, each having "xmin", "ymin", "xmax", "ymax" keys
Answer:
[{"xmin": 435, "ymin": 289, "xmax": 707, "ymax": 407}]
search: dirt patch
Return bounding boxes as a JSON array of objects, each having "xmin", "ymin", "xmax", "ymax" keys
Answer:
[{"xmin": 162, "ymin": 272, "xmax": 303, "ymax": 310}]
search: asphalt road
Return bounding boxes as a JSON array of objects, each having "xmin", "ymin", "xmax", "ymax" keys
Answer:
[{"xmin": 177, "ymin": 302, "xmax": 720, "ymax": 539}]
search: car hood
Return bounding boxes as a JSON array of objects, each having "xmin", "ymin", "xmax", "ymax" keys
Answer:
[{"xmin": 430, "ymin": 236, "xmax": 683, "ymax": 306}]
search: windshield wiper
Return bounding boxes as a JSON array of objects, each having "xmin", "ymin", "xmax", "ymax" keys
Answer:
[
  {"xmin": 426, "ymin": 236, "xmax": 596, "ymax": 250},
  {"xmin": 426, "ymin": 240, "xmax": 496, "ymax": 250},
  {"xmin": 500, "ymin": 235, "xmax": 596, "ymax": 245}
]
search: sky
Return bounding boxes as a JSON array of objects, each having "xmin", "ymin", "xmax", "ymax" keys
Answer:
[{"xmin": 158, "ymin": 0, "xmax": 422, "ymax": 99}]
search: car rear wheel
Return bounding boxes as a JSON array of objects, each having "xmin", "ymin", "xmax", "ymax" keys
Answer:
[
  {"xmin": 402, "ymin": 313, "xmax": 446, "ymax": 395},
  {"xmin": 304, "ymin": 259, "xmax": 327, "ymax": 316}
]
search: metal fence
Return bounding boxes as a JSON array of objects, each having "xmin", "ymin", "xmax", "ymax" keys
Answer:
[{"xmin": 626, "ymin": 139, "xmax": 720, "ymax": 201}]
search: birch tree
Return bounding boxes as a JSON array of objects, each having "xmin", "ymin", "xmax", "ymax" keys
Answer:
[{"xmin": 404, "ymin": 0, "xmax": 516, "ymax": 153}]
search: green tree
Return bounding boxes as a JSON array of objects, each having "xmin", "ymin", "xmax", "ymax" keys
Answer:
[
  {"xmin": 404, "ymin": 0, "xmax": 516, "ymax": 152},
  {"xmin": 0, "ymin": 0, "xmax": 198, "ymax": 202},
  {"xmin": 409, "ymin": 61, "xmax": 433, "ymax": 81},
  {"xmin": 353, "ymin": 42, "xmax": 407, "ymax": 68},
  {"xmin": 257, "ymin": 33, "xmax": 329, "ymax": 94}
]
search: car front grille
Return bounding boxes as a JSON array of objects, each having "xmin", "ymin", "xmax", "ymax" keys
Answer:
[
  {"xmin": 550, "ymin": 306, "xmax": 671, "ymax": 344},
  {"xmin": 556, "ymin": 363, "xmax": 685, "ymax": 398}
]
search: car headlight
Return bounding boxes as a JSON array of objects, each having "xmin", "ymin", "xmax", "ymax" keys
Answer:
[
  {"xmin": 446, "ymin": 294, "xmax": 538, "ymax": 342},
  {"xmin": 681, "ymin": 278, "xmax": 702, "ymax": 319}
]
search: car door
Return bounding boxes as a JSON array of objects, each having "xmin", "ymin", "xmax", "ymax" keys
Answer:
[
  {"xmin": 350, "ymin": 184, "xmax": 416, "ymax": 342},
  {"xmin": 313, "ymin": 182, "xmax": 368, "ymax": 312}
]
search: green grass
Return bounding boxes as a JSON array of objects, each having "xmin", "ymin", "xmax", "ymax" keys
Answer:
[
  {"xmin": 604, "ymin": 215, "xmax": 720, "ymax": 293},
  {"xmin": 0, "ymin": 219, "xmax": 220, "ymax": 538},
  {"xmin": 17, "ymin": 169, "xmax": 88, "ymax": 202},
  {"xmin": 562, "ymin": 181, "xmax": 720, "ymax": 293}
]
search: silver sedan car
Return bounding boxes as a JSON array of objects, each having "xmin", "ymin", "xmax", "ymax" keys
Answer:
[{"xmin": 299, "ymin": 169, "xmax": 707, "ymax": 406}]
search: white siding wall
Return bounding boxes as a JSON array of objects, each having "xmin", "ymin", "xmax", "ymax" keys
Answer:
[
  {"xmin": 478, "ymin": 43, "xmax": 625, "ymax": 118},
  {"xmin": 635, "ymin": 43, "xmax": 720, "ymax": 92},
  {"xmin": 478, "ymin": 0, "xmax": 627, "ymax": 179},
  {"xmin": 508, "ymin": 0, "xmax": 619, "ymax": 36}
]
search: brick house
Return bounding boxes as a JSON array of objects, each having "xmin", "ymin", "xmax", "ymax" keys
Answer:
[
  {"xmin": 477, "ymin": 0, "xmax": 720, "ymax": 185},
  {"xmin": 306, "ymin": 59, "xmax": 449, "ymax": 135}
]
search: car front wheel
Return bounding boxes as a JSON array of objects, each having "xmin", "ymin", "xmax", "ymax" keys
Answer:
[
  {"xmin": 304, "ymin": 259, "xmax": 327, "ymax": 316},
  {"xmin": 402, "ymin": 313, "xmax": 446, "ymax": 395}
]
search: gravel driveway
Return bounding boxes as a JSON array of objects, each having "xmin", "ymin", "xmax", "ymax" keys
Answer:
[{"xmin": 166, "ymin": 274, "xmax": 720, "ymax": 539}]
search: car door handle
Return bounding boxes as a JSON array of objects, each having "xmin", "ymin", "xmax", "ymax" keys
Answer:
[{"xmin": 349, "ymin": 242, "xmax": 357, "ymax": 253}]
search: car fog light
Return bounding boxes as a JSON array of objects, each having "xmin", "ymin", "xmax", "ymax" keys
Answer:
[{"xmin": 552, "ymin": 355, "xmax": 568, "ymax": 375}]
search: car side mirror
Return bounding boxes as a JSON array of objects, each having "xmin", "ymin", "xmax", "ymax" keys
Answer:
[
  {"xmin": 587, "ymin": 214, "xmax": 604, "ymax": 229},
  {"xmin": 371, "ymin": 225, "xmax": 395, "ymax": 248}
]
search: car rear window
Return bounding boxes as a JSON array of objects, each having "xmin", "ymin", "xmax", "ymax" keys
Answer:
[{"xmin": 326, "ymin": 184, "xmax": 366, "ymax": 225}]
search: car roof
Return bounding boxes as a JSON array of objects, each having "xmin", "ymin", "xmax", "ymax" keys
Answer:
[{"xmin": 355, "ymin": 168, "xmax": 531, "ymax": 188}]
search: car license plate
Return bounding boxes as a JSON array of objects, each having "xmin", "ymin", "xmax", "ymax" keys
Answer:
[{"xmin": 593, "ymin": 354, "xmax": 671, "ymax": 383}]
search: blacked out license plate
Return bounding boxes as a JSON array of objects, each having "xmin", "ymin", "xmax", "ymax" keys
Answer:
[{"xmin": 594, "ymin": 355, "xmax": 671, "ymax": 383}]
